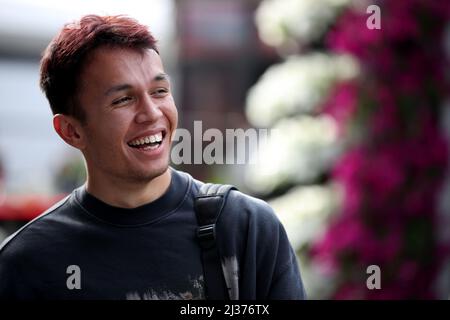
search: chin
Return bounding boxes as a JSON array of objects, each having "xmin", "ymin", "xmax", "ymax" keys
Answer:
[{"xmin": 133, "ymin": 162, "xmax": 169, "ymax": 183}]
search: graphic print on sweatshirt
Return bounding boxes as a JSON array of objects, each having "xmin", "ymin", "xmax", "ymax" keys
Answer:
[{"xmin": 125, "ymin": 275, "xmax": 205, "ymax": 300}]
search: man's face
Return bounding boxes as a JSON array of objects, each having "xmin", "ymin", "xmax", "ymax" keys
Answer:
[{"xmin": 76, "ymin": 47, "xmax": 178, "ymax": 184}]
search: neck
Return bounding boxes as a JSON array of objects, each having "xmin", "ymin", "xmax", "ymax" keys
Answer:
[{"xmin": 85, "ymin": 168, "xmax": 172, "ymax": 208}]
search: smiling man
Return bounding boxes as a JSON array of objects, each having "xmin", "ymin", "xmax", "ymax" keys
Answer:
[
  {"xmin": 0, "ymin": 15, "xmax": 306, "ymax": 300},
  {"xmin": 59, "ymin": 46, "xmax": 177, "ymax": 208}
]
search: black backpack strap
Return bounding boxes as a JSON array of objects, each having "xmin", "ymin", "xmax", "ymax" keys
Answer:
[{"xmin": 194, "ymin": 183, "xmax": 237, "ymax": 300}]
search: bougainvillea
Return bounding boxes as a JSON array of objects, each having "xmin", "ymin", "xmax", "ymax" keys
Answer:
[{"xmin": 311, "ymin": 0, "xmax": 450, "ymax": 299}]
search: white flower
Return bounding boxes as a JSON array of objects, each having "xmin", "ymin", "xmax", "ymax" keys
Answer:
[
  {"xmin": 255, "ymin": 0, "xmax": 351, "ymax": 48},
  {"xmin": 245, "ymin": 115, "xmax": 341, "ymax": 194},
  {"xmin": 245, "ymin": 53, "xmax": 359, "ymax": 127},
  {"xmin": 270, "ymin": 183, "xmax": 341, "ymax": 250},
  {"xmin": 269, "ymin": 183, "xmax": 342, "ymax": 299}
]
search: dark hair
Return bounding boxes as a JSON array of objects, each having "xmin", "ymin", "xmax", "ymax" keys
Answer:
[{"xmin": 39, "ymin": 15, "xmax": 158, "ymax": 123}]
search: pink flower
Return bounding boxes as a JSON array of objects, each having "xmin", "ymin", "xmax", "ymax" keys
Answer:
[
  {"xmin": 398, "ymin": 261, "xmax": 419, "ymax": 283},
  {"xmin": 308, "ymin": 0, "xmax": 450, "ymax": 300},
  {"xmin": 333, "ymin": 283, "xmax": 365, "ymax": 300},
  {"xmin": 370, "ymin": 96, "xmax": 399, "ymax": 136},
  {"xmin": 332, "ymin": 148, "xmax": 365, "ymax": 215},
  {"xmin": 397, "ymin": 73, "xmax": 423, "ymax": 95},
  {"xmin": 326, "ymin": 10, "xmax": 382, "ymax": 60},
  {"xmin": 321, "ymin": 82, "xmax": 359, "ymax": 136},
  {"xmin": 363, "ymin": 149, "xmax": 404, "ymax": 200},
  {"xmin": 382, "ymin": 6, "xmax": 419, "ymax": 41}
]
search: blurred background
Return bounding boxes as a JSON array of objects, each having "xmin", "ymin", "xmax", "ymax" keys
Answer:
[{"xmin": 1, "ymin": 0, "xmax": 450, "ymax": 299}]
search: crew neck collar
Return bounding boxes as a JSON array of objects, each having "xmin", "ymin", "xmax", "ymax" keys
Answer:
[{"xmin": 74, "ymin": 168, "xmax": 190, "ymax": 226}]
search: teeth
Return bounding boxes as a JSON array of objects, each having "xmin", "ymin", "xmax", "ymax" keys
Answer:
[{"xmin": 129, "ymin": 132, "xmax": 163, "ymax": 146}]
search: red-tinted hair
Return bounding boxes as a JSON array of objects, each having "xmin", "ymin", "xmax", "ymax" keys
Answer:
[{"xmin": 39, "ymin": 15, "xmax": 158, "ymax": 122}]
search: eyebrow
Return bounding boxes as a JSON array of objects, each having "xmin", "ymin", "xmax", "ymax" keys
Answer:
[
  {"xmin": 104, "ymin": 73, "xmax": 170, "ymax": 97},
  {"xmin": 154, "ymin": 73, "xmax": 170, "ymax": 82}
]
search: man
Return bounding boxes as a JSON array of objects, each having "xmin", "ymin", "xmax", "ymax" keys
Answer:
[{"xmin": 0, "ymin": 15, "xmax": 306, "ymax": 300}]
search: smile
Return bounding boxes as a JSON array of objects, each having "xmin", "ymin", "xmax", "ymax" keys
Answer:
[{"xmin": 127, "ymin": 131, "xmax": 165, "ymax": 150}]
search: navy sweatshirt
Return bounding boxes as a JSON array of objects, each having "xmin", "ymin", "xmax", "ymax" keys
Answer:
[{"xmin": 0, "ymin": 169, "xmax": 306, "ymax": 300}]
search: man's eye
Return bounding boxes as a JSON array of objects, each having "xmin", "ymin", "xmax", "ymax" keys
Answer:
[
  {"xmin": 153, "ymin": 88, "xmax": 169, "ymax": 97},
  {"xmin": 112, "ymin": 96, "xmax": 132, "ymax": 105}
]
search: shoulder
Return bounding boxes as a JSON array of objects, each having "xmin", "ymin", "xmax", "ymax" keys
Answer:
[
  {"xmin": 222, "ymin": 189, "xmax": 289, "ymax": 254},
  {"xmin": 226, "ymin": 189, "xmax": 280, "ymax": 227},
  {"xmin": 186, "ymin": 169, "xmax": 280, "ymax": 227}
]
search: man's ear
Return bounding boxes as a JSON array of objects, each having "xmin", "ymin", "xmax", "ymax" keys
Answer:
[{"xmin": 53, "ymin": 114, "xmax": 86, "ymax": 150}]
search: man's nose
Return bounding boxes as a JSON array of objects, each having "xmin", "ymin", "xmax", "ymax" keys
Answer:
[{"xmin": 135, "ymin": 94, "xmax": 162, "ymax": 124}]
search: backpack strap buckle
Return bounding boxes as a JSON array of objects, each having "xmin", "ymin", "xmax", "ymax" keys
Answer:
[{"xmin": 197, "ymin": 224, "xmax": 216, "ymax": 249}]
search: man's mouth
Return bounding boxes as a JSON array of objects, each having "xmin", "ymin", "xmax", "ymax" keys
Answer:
[{"xmin": 127, "ymin": 131, "xmax": 165, "ymax": 150}]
